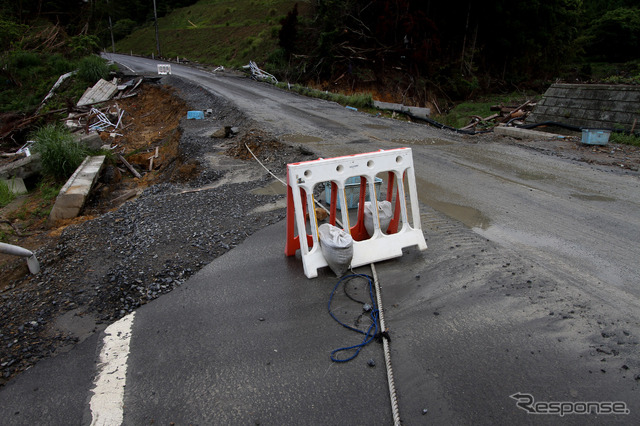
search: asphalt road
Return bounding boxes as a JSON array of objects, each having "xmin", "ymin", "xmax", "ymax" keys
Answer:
[
  {"xmin": 0, "ymin": 54, "xmax": 638, "ymax": 424},
  {"xmin": 111, "ymin": 54, "xmax": 640, "ymax": 295}
]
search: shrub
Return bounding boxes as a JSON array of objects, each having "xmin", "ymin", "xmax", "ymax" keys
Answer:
[
  {"xmin": 31, "ymin": 124, "xmax": 89, "ymax": 181},
  {"xmin": 610, "ymin": 132, "xmax": 640, "ymax": 146},
  {"xmin": 69, "ymin": 34, "xmax": 100, "ymax": 57},
  {"xmin": 0, "ymin": 18, "xmax": 28, "ymax": 50},
  {"xmin": 10, "ymin": 50, "xmax": 41, "ymax": 67},
  {"xmin": 348, "ymin": 92, "xmax": 373, "ymax": 109},
  {"xmin": 48, "ymin": 53, "xmax": 75, "ymax": 75},
  {"xmin": 78, "ymin": 55, "xmax": 109, "ymax": 83}
]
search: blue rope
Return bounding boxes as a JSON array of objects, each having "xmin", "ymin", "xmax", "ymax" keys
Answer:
[{"xmin": 328, "ymin": 274, "xmax": 380, "ymax": 362}]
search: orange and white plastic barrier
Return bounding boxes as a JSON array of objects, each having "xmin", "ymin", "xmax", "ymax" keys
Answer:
[
  {"xmin": 285, "ymin": 148, "xmax": 427, "ymax": 278},
  {"xmin": 157, "ymin": 64, "xmax": 172, "ymax": 75}
]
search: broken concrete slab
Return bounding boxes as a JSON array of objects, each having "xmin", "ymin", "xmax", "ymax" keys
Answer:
[
  {"xmin": 373, "ymin": 100, "xmax": 431, "ymax": 120},
  {"xmin": 1, "ymin": 177, "xmax": 27, "ymax": 195},
  {"xmin": 494, "ymin": 126, "xmax": 568, "ymax": 140},
  {"xmin": 48, "ymin": 155, "xmax": 106, "ymax": 226},
  {"xmin": 77, "ymin": 79, "xmax": 118, "ymax": 107},
  {"xmin": 74, "ymin": 132, "xmax": 103, "ymax": 151},
  {"xmin": 0, "ymin": 153, "xmax": 42, "ymax": 180}
]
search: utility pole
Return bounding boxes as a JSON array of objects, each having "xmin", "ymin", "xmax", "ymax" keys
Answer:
[
  {"xmin": 153, "ymin": 0, "xmax": 161, "ymax": 57},
  {"xmin": 106, "ymin": 0, "xmax": 115, "ymax": 53}
]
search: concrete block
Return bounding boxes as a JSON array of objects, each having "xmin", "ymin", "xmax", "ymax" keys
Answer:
[
  {"xmin": 1, "ymin": 177, "xmax": 27, "ymax": 195},
  {"xmin": 48, "ymin": 155, "xmax": 106, "ymax": 225},
  {"xmin": 373, "ymin": 101, "xmax": 431, "ymax": 119},
  {"xmin": 494, "ymin": 126, "xmax": 568, "ymax": 140},
  {"xmin": 0, "ymin": 153, "xmax": 41, "ymax": 180},
  {"xmin": 74, "ymin": 132, "xmax": 104, "ymax": 150},
  {"xmin": 77, "ymin": 79, "xmax": 118, "ymax": 107}
]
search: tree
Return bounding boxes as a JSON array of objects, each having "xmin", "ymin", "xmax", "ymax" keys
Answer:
[
  {"xmin": 582, "ymin": 7, "xmax": 640, "ymax": 61},
  {"xmin": 278, "ymin": 3, "xmax": 298, "ymax": 54}
]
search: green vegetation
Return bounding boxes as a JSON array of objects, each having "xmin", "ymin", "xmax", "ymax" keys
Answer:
[
  {"xmin": 1, "ymin": 50, "xmax": 66, "ymax": 112},
  {"xmin": 0, "ymin": 180, "xmax": 16, "ymax": 208},
  {"xmin": 580, "ymin": 7, "xmax": 640, "ymax": 62},
  {"xmin": 31, "ymin": 180, "xmax": 61, "ymax": 218},
  {"xmin": 0, "ymin": 50, "xmax": 113, "ymax": 114},
  {"xmin": 37, "ymin": 180, "xmax": 62, "ymax": 202},
  {"xmin": 3, "ymin": 180, "xmax": 61, "ymax": 234},
  {"xmin": 77, "ymin": 55, "xmax": 110, "ymax": 83},
  {"xmin": 610, "ymin": 132, "xmax": 640, "ymax": 146},
  {"xmin": 69, "ymin": 35, "xmax": 101, "ymax": 58},
  {"xmin": 275, "ymin": 83, "xmax": 373, "ymax": 109},
  {"xmin": 31, "ymin": 124, "xmax": 90, "ymax": 182},
  {"xmin": 1, "ymin": 0, "xmax": 639, "ymax": 129},
  {"xmin": 115, "ymin": 0, "xmax": 304, "ymax": 67}
]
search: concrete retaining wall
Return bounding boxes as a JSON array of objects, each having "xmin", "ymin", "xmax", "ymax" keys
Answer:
[{"xmin": 526, "ymin": 84, "xmax": 640, "ymax": 131}]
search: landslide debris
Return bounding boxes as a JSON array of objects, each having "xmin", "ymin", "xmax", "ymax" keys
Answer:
[{"xmin": 0, "ymin": 75, "xmax": 308, "ymax": 386}]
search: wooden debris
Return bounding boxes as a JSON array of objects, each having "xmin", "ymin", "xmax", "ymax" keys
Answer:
[
  {"xmin": 116, "ymin": 153, "xmax": 142, "ymax": 179},
  {"xmin": 465, "ymin": 100, "xmax": 536, "ymax": 131},
  {"xmin": 111, "ymin": 189, "xmax": 138, "ymax": 205},
  {"xmin": 148, "ymin": 147, "xmax": 159, "ymax": 171}
]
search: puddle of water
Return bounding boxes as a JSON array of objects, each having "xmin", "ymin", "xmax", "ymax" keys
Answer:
[
  {"xmin": 427, "ymin": 199, "xmax": 490, "ymax": 230},
  {"xmin": 570, "ymin": 193, "xmax": 616, "ymax": 202},
  {"xmin": 416, "ymin": 178, "xmax": 490, "ymax": 229},
  {"xmin": 281, "ymin": 134, "xmax": 323, "ymax": 143},
  {"xmin": 250, "ymin": 180, "xmax": 287, "ymax": 196}
]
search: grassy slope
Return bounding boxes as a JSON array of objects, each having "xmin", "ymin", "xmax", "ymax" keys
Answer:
[{"xmin": 115, "ymin": 0, "xmax": 309, "ymax": 67}]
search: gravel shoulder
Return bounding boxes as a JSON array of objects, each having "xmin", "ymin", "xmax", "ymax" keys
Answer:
[{"xmin": 0, "ymin": 75, "xmax": 311, "ymax": 386}]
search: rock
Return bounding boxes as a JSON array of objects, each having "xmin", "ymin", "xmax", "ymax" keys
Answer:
[
  {"xmin": 298, "ymin": 145, "xmax": 314, "ymax": 156},
  {"xmin": 101, "ymin": 165, "xmax": 122, "ymax": 185},
  {"xmin": 211, "ymin": 126, "xmax": 233, "ymax": 138}
]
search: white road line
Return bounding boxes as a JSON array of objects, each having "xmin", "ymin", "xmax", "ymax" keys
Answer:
[
  {"xmin": 89, "ymin": 312, "xmax": 135, "ymax": 426},
  {"xmin": 104, "ymin": 53, "xmax": 136, "ymax": 73},
  {"xmin": 120, "ymin": 62, "xmax": 136, "ymax": 73}
]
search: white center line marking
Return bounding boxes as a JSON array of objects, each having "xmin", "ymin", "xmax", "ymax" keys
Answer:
[{"xmin": 89, "ymin": 312, "xmax": 135, "ymax": 426}]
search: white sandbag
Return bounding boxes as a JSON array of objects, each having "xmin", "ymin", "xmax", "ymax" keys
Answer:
[
  {"xmin": 364, "ymin": 200, "xmax": 393, "ymax": 237},
  {"xmin": 318, "ymin": 223, "xmax": 353, "ymax": 277}
]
